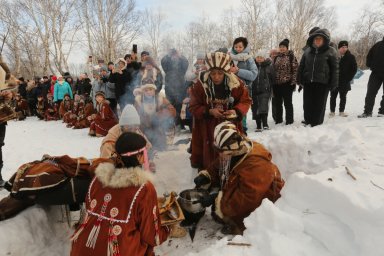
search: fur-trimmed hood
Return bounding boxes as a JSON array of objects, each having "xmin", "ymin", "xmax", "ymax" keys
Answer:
[
  {"xmin": 230, "ymin": 46, "xmax": 253, "ymax": 62},
  {"xmin": 134, "ymin": 91, "xmax": 167, "ymax": 108},
  {"xmin": 95, "ymin": 162, "xmax": 153, "ymax": 188}
]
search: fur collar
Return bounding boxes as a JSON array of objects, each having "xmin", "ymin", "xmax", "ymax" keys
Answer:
[
  {"xmin": 95, "ymin": 162, "xmax": 153, "ymax": 188},
  {"xmin": 230, "ymin": 46, "xmax": 252, "ymax": 62},
  {"xmin": 135, "ymin": 92, "xmax": 166, "ymax": 108},
  {"xmin": 199, "ymin": 71, "xmax": 240, "ymax": 91}
]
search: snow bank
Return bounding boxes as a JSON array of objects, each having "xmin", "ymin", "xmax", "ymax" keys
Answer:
[{"xmin": 1, "ymin": 70, "xmax": 384, "ymax": 256}]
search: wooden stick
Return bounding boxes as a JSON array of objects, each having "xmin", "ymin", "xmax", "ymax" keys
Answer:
[
  {"xmin": 345, "ymin": 166, "xmax": 357, "ymax": 180},
  {"xmin": 227, "ymin": 242, "xmax": 252, "ymax": 247},
  {"xmin": 371, "ymin": 180, "xmax": 384, "ymax": 191}
]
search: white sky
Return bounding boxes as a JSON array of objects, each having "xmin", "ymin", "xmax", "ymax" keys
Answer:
[
  {"xmin": 136, "ymin": 0, "xmax": 379, "ymax": 35},
  {"xmin": 70, "ymin": 0, "xmax": 380, "ymax": 64}
]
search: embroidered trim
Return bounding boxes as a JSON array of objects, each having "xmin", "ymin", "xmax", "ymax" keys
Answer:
[{"xmin": 85, "ymin": 183, "xmax": 146, "ymax": 224}]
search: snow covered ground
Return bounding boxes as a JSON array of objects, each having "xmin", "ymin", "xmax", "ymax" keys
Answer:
[{"xmin": 1, "ymin": 70, "xmax": 384, "ymax": 256}]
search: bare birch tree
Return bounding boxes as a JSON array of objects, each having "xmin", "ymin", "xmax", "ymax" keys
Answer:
[
  {"xmin": 351, "ymin": 6, "xmax": 384, "ymax": 68},
  {"xmin": 275, "ymin": 0, "xmax": 337, "ymax": 57},
  {"xmin": 80, "ymin": 0, "xmax": 142, "ymax": 63},
  {"xmin": 142, "ymin": 8, "xmax": 167, "ymax": 60}
]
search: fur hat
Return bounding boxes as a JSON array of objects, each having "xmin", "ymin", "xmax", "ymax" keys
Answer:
[
  {"xmin": 119, "ymin": 104, "xmax": 140, "ymax": 126},
  {"xmin": 133, "ymin": 87, "xmax": 142, "ymax": 97},
  {"xmin": 141, "ymin": 51, "xmax": 150, "ymax": 57},
  {"xmin": 255, "ymin": 49, "xmax": 269, "ymax": 59},
  {"xmin": 279, "ymin": 39, "xmax": 289, "ymax": 49},
  {"xmin": 95, "ymin": 91, "xmax": 106, "ymax": 98},
  {"xmin": 213, "ymin": 121, "xmax": 252, "ymax": 156},
  {"xmin": 205, "ymin": 52, "xmax": 231, "ymax": 72},
  {"xmin": 115, "ymin": 132, "xmax": 147, "ymax": 156},
  {"xmin": 100, "ymin": 66, "xmax": 108, "ymax": 72},
  {"xmin": 338, "ymin": 40, "xmax": 348, "ymax": 49},
  {"xmin": 196, "ymin": 51, "xmax": 205, "ymax": 60},
  {"xmin": 140, "ymin": 83, "xmax": 157, "ymax": 91}
]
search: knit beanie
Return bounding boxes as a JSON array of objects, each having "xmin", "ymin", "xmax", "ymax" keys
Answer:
[
  {"xmin": 119, "ymin": 104, "xmax": 140, "ymax": 126},
  {"xmin": 279, "ymin": 39, "xmax": 290, "ymax": 49},
  {"xmin": 196, "ymin": 51, "xmax": 205, "ymax": 60},
  {"xmin": 255, "ymin": 49, "xmax": 269, "ymax": 59},
  {"xmin": 338, "ymin": 40, "xmax": 348, "ymax": 49}
]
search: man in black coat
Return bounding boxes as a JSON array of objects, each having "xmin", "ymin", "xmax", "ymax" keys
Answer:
[
  {"xmin": 75, "ymin": 74, "xmax": 92, "ymax": 96},
  {"xmin": 358, "ymin": 37, "xmax": 384, "ymax": 118},
  {"xmin": 329, "ymin": 41, "xmax": 357, "ymax": 117},
  {"xmin": 297, "ymin": 28, "xmax": 339, "ymax": 127}
]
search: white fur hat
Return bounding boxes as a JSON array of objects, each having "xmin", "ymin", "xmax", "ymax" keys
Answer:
[
  {"xmin": 119, "ymin": 104, "xmax": 140, "ymax": 126},
  {"xmin": 255, "ymin": 49, "xmax": 269, "ymax": 59},
  {"xmin": 140, "ymin": 83, "xmax": 157, "ymax": 91}
]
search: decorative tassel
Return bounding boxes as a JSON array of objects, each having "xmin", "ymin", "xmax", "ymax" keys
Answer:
[
  {"xmin": 153, "ymin": 206, "xmax": 160, "ymax": 245},
  {"xmin": 71, "ymin": 199, "xmax": 97, "ymax": 242},
  {"xmin": 85, "ymin": 194, "xmax": 111, "ymax": 249},
  {"xmin": 86, "ymin": 223, "xmax": 101, "ymax": 249},
  {"xmin": 143, "ymin": 148, "xmax": 150, "ymax": 171},
  {"xmin": 107, "ymin": 222, "xmax": 121, "ymax": 256},
  {"xmin": 71, "ymin": 213, "xmax": 88, "ymax": 242}
]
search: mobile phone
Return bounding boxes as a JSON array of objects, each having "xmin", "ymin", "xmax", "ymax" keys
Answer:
[{"xmin": 132, "ymin": 44, "xmax": 137, "ymax": 54}]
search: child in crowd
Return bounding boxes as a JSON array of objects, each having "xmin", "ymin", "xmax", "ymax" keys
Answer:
[
  {"xmin": 36, "ymin": 95, "xmax": 46, "ymax": 120},
  {"xmin": 59, "ymin": 93, "xmax": 73, "ymax": 119},
  {"xmin": 73, "ymin": 96, "xmax": 95, "ymax": 129},
  {"xmin": 64, "ymin": 94, "xmax": 81, "ymax": 126},
  {"xmin": 44, "ymin": 93, "xmax": 59, "ymax": 121},
  {"xmin": 88, "ymin": 91, "xmax": 117, "ymax": 137},
  {"xmin": 13, "ymin": 94, "xmax": 29, "ymax": 120},
  {"xmin": 252, "ymin": 50, "xmax": 275, "ymax": 131},
  {"xmin": 180, "ymin": 84, "xmax": 193, "ymax": 132}
]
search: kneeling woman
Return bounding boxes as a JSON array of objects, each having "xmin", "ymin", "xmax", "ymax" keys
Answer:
[{"xmin": 71, "ymin": 132, "xmax": 170, "ymax": 255}]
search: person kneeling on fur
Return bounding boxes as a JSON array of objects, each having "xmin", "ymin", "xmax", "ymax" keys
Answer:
[{"xmin": 194, "ymin": 121, "xmax": 285, "ymax": 235}]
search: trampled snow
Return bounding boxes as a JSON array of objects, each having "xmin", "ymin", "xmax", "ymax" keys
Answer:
[{"xmin": 1, "ymin": 70, "xmax": 384, "ymax": 256}]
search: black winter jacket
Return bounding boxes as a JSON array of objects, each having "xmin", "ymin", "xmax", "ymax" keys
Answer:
[
  {"xmin": 252, "ymin": 59, "xmax": 275, "ymax": 96},
  {"xmin": 339, "ymin": 50, "xmax": 357, "ymax": 91},
  {"xmin": 298, "ymin": 29, "xmax": 339, "ymax": 89},
  {"xmin": 108, "ymin": 68, "xmax": 131, "ymax": 100},
  {"xmin": 75, "ymin": 78, "xmax": 92, "ymax": 96},
  {"xmin": 366, "ymin": 38, "xmax": 384, "ymax": 74}
]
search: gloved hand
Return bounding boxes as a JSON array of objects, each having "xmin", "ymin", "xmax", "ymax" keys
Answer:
[
  {"xmin": 195, "ymin": 192, "xmax": 218, "ymax": 207},
  {"xmin": 193, "ymin": 171, "xmax": 211, "ymax": 189}
]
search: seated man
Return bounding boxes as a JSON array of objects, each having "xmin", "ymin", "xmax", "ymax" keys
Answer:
[{"xmin": 194, "ymin": 121, "xmax": 285, "ymax": 235}]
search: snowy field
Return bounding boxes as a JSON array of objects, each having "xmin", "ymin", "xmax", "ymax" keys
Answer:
[{"xmin": 1, "ymin": 70, "xmax": 384, "ymax": 256}]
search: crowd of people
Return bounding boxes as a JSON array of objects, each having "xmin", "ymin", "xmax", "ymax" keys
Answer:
[{"xmin": 0, "ymin": 26, "xmax": 384, "ymax": 256}]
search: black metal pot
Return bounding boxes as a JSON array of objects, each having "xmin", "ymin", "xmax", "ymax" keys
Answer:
[{"xmin": 178, "ymin": 189, "xmax": 208, "ymax": 226}]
